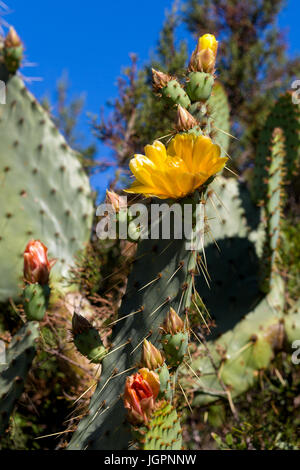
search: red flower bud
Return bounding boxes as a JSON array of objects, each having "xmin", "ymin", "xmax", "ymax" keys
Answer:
[
  {"xmin": 23, "ymin": 240, "xmax": 56, "ymax": 285},
  {"xmin": 123, "ymin": 368, "xmax": 160, "ymax": 424}
]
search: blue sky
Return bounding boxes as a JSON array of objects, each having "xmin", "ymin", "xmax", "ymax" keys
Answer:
[{"xmin": 3, "ymin": 0, "xmax": 300, "ymax": 197}]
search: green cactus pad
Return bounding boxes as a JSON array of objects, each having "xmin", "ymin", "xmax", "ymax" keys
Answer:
[
  {"xmin": 0, "ymin": 74, "xmax": 93, "ymax": 301},
  {"xmin": 186, "ymin": 72, "xmax": 214, "ymax": 102},
  {"xmin": 207, "ymin": 82, "xmax": 231, "ymax": 156},
  {"xmin": 23, "ymin": 284, "xmax": 50, "ymax": 321},
  {"xmin": 161, "ymin": 79, "xmax": 191, "ymax": 108},
  {"xmin": 132, "ymin": 401, "xmax": 182, "ymax": 450},
  {"xmin": 73, "ymin": 329, "xmax": 107, "ymax": 364},
  {"xmin": 162, "ymin": 331, "xmax": 189, "ymax": 368},
  {"xmin": 259, "ymin": 128, "xmax": 286, "ymax": 292},
  {"xmin": 253, "ymin": 93, "xmax": 300, "ymax": 203},
  {"xmin": 69, "ymin": 211, "xmax": 199, "ymax": 449},
  {"xmin": 0, "ymin": 321, "xmax": 39, "ymax": 435},
  {"xmin": 181, "ymin": 278, "xmax": 285, "ymax": 407}
]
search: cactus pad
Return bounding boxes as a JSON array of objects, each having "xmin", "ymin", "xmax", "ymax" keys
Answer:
[
  {"xmin": 133, "ymin": 401, "xmax": 182, "ymax": 450},
  {"xmin": 0, "ymin": 321, "xmax": 39, "ymax": 435},
  {"xmin": 0, "ymin": 74, "xmax": 93, "ymax": 301}
]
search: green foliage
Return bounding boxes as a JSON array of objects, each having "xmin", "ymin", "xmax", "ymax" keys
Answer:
[{"xmin": 208, "ymin": 353, "xmax": 300, "ymax": 450}]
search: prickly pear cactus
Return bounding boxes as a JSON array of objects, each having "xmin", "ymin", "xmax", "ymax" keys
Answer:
[
  {"xmin": 69, "ymin": 32, "xmax": 299, "ymax": 451},
  {"xmin": 0, "ymin": 321, "xmax": 39, "ymax": 436},
  {"xmin": 133, "ymin": 402, "xmax": 182, "ymax": 450},
  {"xmin": 0, "ymin": 73, "xmax": 93, "ymax": 301},
  {"xmin": 207, "ymin": 82, "xmax": 230, "ymax": 156},
  {"xmin": 69, "ymin": 233, "xmax": 198, "ymax": 450},
  {"xmin": 259, "ymin": 128, "xmax": 286, "ymax": 292},
  {"xmin": 180, "ymin": 123, "xmax": 299, "ymax": 406},
  {"xmin": 69, "ymin": 33, "xmax": 230, "ymax": 450},
  {"xmin": 253, "ymin": 93, "xmax": 300, "ymax": 203}
]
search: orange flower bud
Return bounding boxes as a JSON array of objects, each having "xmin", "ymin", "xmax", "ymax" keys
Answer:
[
  {"xmin": 162, "ymin": 307, "xmax": 184, "ymax": 335},
  {"xmin": 123, "ymin": 368, "xmax": 160, "ymax": 424},
  {"xmin": 141, "ymin": 339, "xmax": 164, "ymax": 370},
  {"xmin": 23, "ymin": 240, "xmax": 56, "ymax": 285}
]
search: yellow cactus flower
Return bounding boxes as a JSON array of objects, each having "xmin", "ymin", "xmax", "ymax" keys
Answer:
[
  {"xmin": 125, "ymin": 133, "xmax": 227, "ymax": 200},
  {"xmin": 189, "ymin": 33, "xmax": 218, "ymax": 73},
  {"xmin": 198, "ymin": 34, "xmax": 218, "ymax": 56}
]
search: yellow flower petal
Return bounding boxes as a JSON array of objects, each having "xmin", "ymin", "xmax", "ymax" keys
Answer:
[
  {"xmin": 198, "ymin": 34, "xmax": 218, "ymax": 55},
  {"xmin": 125, "ymin": 133, "xmax": 226, "ymax": 200}
]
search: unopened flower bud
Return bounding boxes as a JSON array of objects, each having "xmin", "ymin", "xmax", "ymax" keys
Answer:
[
  {"xmin": 23, "ymin": 240, "xmax": 56, "ymax": 285},
  {"xmin": 162, "ymin": 307, "xmax": 184, "ymax": 335},
  {"xmin": 141, "ymin": 339, "xmax": 164, "ymax": 370},
  {"xmin": 106, "ymin": 190, "xmax": 127, "ymax": 212},
  {"xmin": 5, "ymin": 27, "xmax": 22, "ymax": 48},
  {"xmin": 176, "ymin": 105, "xmax": 198, "ymax": 131},
  {"xmin": 189, "ymin": 33, "xmax": 218, "ymax": 73},
  {"xmin": 152, "ymin": 68, "xmax": 172, "ymax": 92}
]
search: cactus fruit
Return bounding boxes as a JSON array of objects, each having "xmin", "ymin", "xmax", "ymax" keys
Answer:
[
  {"xmin": 161, "ymin": 308, "xmax": 189, "ymax": 368},
  {"xmin": 23, "ymin": 284, "xmax": 50, "ymax": 321},
  {"xmin": 0, "ymin": 73, "xmax": 93, "ymax": 301},
  {"xmin": 3, "ymin": 27, "xmax": 23, "ymax": 74},
  {"xmin": 132, "ymin": 401, "xmax": 182, "ymax": 450},
  {"xmin": 162, "ymin": 331, "xmax": 189, "ymax": 368},
  {"xmin": 0, "ymin": 321, "xmax": 39, "ymax": 435},
  {"xmin": 186, "ymin": 72, "xmax": 214, "ymax": 102},
  {"xmin": 72, "ymin": 313, "xmax": 107, "ymax": 364},
  {"xmin": 162, "ymin": 79, "xmax": 191, "ymax": 108},
  {"xmin": 152, "ymin": 69, "xmax": 191, "ymax": 109}
]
